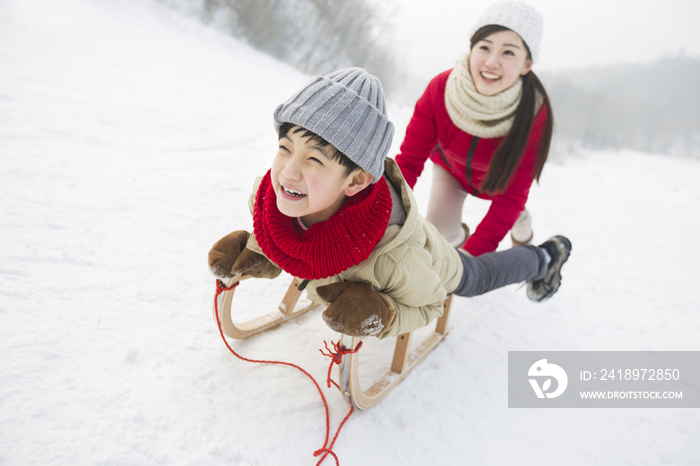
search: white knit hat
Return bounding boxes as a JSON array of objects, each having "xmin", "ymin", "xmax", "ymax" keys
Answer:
[
  {"xmin": 470, "ymin": 1, "xmax": 543, "ymax": 64},
  {"xmin": 274, "ymin": 68, "xmax": 394, "ymax": 183}
]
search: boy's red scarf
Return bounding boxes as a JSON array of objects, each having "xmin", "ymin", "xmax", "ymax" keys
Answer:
[{"xmin": 253, "ymin": 170, "xmax": 392, "ymax": 280}]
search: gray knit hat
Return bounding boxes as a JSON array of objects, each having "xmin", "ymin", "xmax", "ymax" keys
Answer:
[
  {"xmin": 273, "ymin": 67, "xmax": 394, "ymax": 183},
  {"xmin": 470, "ymin": 1, "xmax": 544, "ymax": 64}
]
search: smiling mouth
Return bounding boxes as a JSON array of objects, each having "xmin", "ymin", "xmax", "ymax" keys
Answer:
[
  {"xmin": 281, "ymin": 185, "xmax": 306, "ymax": 198},
  {"xmin": 480, "ymin": 71, "xmax": 501, "ymax": 81}
]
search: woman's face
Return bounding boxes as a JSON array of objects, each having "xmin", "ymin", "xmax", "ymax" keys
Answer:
[{"xmin": 469, "ymin": 29, "xmax": 532, "ymax": 96}]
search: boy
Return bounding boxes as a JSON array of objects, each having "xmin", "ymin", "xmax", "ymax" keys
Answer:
[{"xmin": 208, "ymin": 68, "xmax": 571, "ymax": 339}]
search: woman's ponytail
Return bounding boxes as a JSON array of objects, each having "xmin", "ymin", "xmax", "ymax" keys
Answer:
[{"xmin": 471, "ymin": 26, "xmax": 554, "ymax": 195}]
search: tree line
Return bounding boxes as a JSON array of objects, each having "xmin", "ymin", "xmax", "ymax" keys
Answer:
[
  {"xmin": 159, "ymin": 0, "xmax": 400, "ymax": 94},
  {"xmin": 542, "ymin": 55, "xmax": 700, "ymax": 158},
  {"xmin": 156, "ymin": 1, "xmax": 698, "ymax": 158}
]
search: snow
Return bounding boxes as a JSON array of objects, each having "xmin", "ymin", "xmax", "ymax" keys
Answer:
[
  {"xmin": 359, "ymin": 315, "xmax": 383, "ymax": 336},
  {"xmin": 1, "ymin": 0, "xmax": 699, "ymax": 465}
]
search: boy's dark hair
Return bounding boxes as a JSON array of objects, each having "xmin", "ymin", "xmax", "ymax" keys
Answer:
[{"xmin": 278, "ymin": 122, "xmax": 360, "ymax": 177}]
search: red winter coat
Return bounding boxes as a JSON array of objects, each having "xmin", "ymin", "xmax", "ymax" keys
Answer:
[{"xmin": 396, "ymin": 69, "xmax": 549, "ymax": 256}]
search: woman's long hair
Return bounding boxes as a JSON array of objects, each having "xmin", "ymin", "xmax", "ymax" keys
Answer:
[{"xmin": 471, "ymin": 25, "xmax": 553, "ymax": 195}]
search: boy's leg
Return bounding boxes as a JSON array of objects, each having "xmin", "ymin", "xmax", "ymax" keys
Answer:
[
  {"xmin": 426, "ymin": 164, "xmax": 469, "ymax": 248},
  {"xmin": 453, "ymin": 246, "xmax": 547, "ymax": 297}
]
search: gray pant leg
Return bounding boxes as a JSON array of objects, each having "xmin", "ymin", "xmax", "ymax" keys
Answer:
[{"xmin": 452, "ymin": 246, "xmax": 547, "ymax": 297}]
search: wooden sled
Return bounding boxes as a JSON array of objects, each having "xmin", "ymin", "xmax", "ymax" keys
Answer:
[
  {"xmin": 214, "ymin": 274, "xmax": 319, "ymax": 339},
  {"xmin": 216, "ymin": 274, "xmax": 453, "ymax": 410},
  {"xmin": 337, "ymin": 296, "xmax": 453, "ymax": 410}
]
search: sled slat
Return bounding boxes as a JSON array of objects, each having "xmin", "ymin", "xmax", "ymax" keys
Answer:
[
  {"xmin": 279, "ymin": 277, "xmax": 303, "ymax": 315},
  {"xmin": 390, "ymin": 333, "xmax": 412, "ymax": 374},
  {"xmin": 435, "ymin": 295, "xmax": 452, "ymax": 335}
]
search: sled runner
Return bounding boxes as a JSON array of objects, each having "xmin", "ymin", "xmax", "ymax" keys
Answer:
[
  {"xmin": 336, "ymin": 296, "xmax": 453, "ymax": 410},
  {"xmin": 214, "ymin": 274, "xmax": 319, "ymax": 339},
  {"xmin": 215, "ymin": 275, "xmax": 453, "ymax": 409}
]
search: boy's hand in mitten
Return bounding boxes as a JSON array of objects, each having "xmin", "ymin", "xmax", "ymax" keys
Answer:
[
  {"xmin": 208, "ymin": 230, "xmax": 281, "ymax": 279},
  {"xmin": 317, "ymin": 281, "xmax": 397, "ymax": 337}
]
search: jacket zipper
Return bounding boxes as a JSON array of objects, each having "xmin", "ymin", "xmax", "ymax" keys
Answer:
[
  {"xmin": 436, "ymin": 138, "xmax": 481, "ymax": 195},
  {"xmin": 465, "ymin": 137, "xmax": 480, "ymax": 196},
  {"xmin": 435, "ymin": 142, "xmax": 452, "ymax": 169}
]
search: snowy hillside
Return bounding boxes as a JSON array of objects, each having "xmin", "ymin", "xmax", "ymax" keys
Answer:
[{"xmin": 1, "ymin": 0, "xmax": 699, "ymax": 465}]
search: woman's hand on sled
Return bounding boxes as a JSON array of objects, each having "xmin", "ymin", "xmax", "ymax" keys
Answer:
[
  {"xmin": 208, "ymin": 230, "xmax": 280, "ymax": 279},
  {"xmin": 317, "ymin": 281, "xmax": 397, "ymax": 337}
]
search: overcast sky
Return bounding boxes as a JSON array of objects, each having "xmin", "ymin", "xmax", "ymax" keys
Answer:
[{"xmin": 392, "ymin": 0, "xmax": 700, "ymax": 79}]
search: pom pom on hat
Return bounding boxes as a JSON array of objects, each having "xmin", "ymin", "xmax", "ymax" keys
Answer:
[
  {"xmin": 273, "ymin": 67, "xmax": 394, "ymax": 183},
  {"xmin": 470, "ymin": 1, "xmax": 544, "ymax": 64}
]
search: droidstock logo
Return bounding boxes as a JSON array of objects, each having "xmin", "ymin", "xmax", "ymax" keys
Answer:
[{"xmin": 528, "ymin": 359, "xmax": 568, "ymax": 399}]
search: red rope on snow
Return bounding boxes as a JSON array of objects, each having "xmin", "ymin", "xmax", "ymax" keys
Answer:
[{"xmin": 213, "ymin": 279, "xmax": 355, "ymax": 466}]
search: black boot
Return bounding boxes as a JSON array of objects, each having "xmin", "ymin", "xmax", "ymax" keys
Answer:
[{"xmin": 527, "ymin": 236, "xmax": 572, "ymax": 302}]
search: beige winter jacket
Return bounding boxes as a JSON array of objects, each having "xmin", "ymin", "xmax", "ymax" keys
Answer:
[{"xmin": 245, "ymin": 158, "xmax": 464, "ymax": 339}]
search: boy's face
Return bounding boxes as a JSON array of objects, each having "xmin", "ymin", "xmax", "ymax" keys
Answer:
[{"xmin": 271, "ymin": 126, "xmax": 371, "ymax": 227}]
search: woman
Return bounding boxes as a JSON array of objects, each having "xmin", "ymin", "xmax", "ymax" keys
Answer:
[{"xmin": 395, "ymin": 1, "xmax": 553, "ymax": 256}]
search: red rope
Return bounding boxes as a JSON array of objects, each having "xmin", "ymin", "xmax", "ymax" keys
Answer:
[
  {"xmin": 320, "ymin": 340, "xmax": 363, "ymax": 390},
  {"xmin": 213, "ymin": 279, "xmax": 356, "ymax": 466}
]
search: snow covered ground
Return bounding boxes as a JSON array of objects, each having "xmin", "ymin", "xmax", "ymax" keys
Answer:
[{"xmin": 1, "ymin": 0, "xmax": 699, "ymax": 464}]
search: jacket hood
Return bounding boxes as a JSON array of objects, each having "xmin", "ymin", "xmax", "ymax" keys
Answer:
[{"xmin": 374, "ymin": 158, "xmax": 421, "ymax": 253}]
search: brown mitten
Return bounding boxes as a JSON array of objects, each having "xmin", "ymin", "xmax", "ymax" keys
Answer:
[
  {"xmin": 317, "ymin": 281, "xmax": 397, "ymax": 337},
  {"xmin": 231, "ymin": 247, "xmax": 281, "ymax": 279},
  {"xmin": 208, "ymin": 230, "xmax": 281, "ymax": 279}
]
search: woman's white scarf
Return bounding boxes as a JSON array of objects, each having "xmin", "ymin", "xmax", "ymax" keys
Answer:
[{"xmin": 445, "ymin": 55, "xmax": 541, "ymax": 139}]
